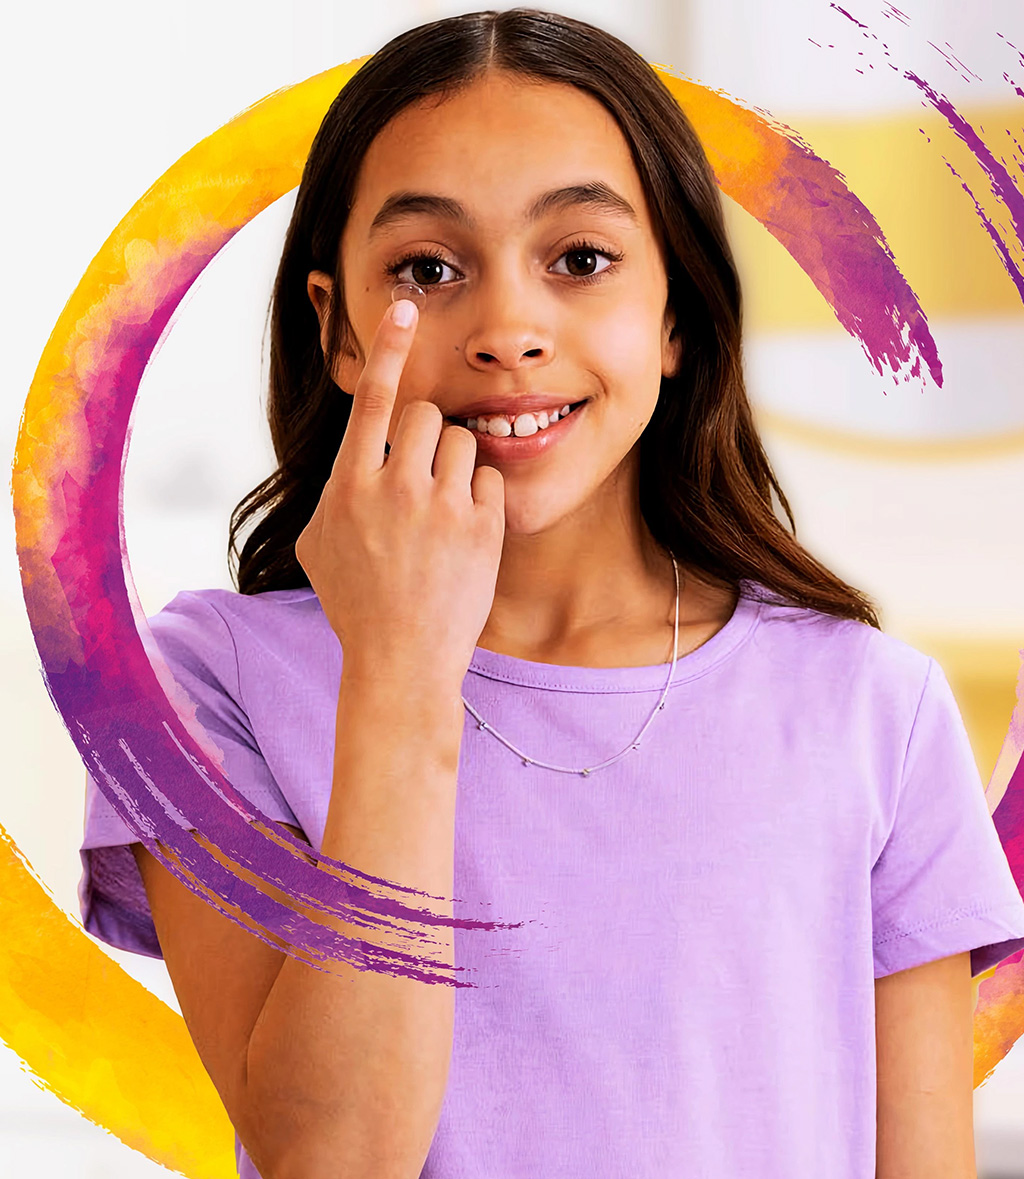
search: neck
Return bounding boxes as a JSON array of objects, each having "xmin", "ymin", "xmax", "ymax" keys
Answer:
[{"xmin": 476, "ymin": 461, "xmax": 677, "ymax": 661}]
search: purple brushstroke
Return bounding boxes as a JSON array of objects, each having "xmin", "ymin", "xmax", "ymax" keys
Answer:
[{"xmin": 822, "ymin": 6, "xmax": 1024, "ymax": 304}]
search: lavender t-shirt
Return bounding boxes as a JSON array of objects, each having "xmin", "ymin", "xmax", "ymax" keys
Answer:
[{"xmin": 79, "ymin": 582, "xmax": 1024, "ymax": 1178}]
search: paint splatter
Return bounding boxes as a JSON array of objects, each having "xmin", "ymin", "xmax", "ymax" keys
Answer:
[
  {"xmin": 903, "ymin": 69, "xmax": 1024, "ymax": 301},
  {"xmin": 831, "ymin": 4, "xmax": 870, "ymax": 31}
]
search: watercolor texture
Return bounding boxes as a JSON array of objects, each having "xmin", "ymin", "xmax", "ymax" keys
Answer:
[{"xmin": 6, "ymin": 32, "xmax": 1024, "ymax": 1172}]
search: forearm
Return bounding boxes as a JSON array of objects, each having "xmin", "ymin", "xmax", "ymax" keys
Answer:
[{"xmin": 244, "ymin": 669, "xmax": 465, "ymax": 1179}]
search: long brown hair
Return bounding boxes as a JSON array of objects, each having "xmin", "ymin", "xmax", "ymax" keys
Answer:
[{"xmin": 228, "ymin": 7, "xmax": 881, "ymax": 629}]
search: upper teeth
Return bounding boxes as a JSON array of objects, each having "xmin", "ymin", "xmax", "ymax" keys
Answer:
[{"xmin": 466, "ymin": 403, "xmax": 575, "ymax": 437}]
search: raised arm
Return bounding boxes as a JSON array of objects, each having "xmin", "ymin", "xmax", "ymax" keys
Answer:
[{"xmin": 136, "ymin": 292, "xmax": 504, "ymax": 1179}]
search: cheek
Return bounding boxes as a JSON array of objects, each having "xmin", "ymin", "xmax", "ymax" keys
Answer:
[{"xmin": 579, "ymin": 303, "xmax": 664, "ymax": 377}]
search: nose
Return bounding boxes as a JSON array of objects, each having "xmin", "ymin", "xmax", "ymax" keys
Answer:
[{"xmin": 463, "ymin": 284, "xmax": 555, "ymax": 372}]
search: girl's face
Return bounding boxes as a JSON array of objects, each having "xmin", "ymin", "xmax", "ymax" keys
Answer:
[{"xmin": 310, "ymin": 69, "xmax": 681, "ymax": 537}]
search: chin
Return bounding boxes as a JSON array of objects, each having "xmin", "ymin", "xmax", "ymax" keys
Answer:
[{"xmin": 499, "ymin": 489, "xmax": 586, "ymax": 538}]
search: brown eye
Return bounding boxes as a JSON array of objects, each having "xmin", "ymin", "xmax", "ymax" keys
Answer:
[
  {"xmin": 564, "ymin": 248, "xmax": 599, "ymax": 277},
  {"xmin": 551, "ymin": 244, "xmax": 618, "ymax": 281},
  {"xmin": 409, "ymin": 257, "xmax": 446, "ymax": 286}
]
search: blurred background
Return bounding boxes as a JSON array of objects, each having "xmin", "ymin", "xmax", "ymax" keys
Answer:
[{"xmin": 2, "ymin": 0, "xmax": 1023, "ymax": 1173}]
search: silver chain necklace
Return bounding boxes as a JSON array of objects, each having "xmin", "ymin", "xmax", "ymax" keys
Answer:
[{"xmin": 461, "ymin": 556, "xmax": 681, "ymax": 776}]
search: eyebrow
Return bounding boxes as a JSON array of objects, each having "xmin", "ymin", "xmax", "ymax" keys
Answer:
[{"xmin": 366, "ymin": 181, "xmax": 640, "ymax": 239}]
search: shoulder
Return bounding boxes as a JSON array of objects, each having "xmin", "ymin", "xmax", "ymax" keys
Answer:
[
  {"xmin": 152, "ymin": 585, "xmax": 323, "ymax": 629},
  {"xmin": 146, "ymin": 586, "xmax": 329, "ymax": 656},
  {"xmin": 142, "ymin": 586, "xmax": 334, "ymax": 721},
  {"xmin": 742, "ymin": 580, "xmax": 934, "ymax": 718}
]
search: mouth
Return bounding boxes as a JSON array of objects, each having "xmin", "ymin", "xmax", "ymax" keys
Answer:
[
  {"xmin": 447, "ymin": 399, "xmax": 591, "ymax": 464},
  {"xmin": 445, "ymin": 399, "xmax": 590, "ymax": 433}
]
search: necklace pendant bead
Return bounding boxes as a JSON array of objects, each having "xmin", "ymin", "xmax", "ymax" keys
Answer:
[
  {"xmin": 522, "ymin": 758, "xmax": 531, "ymax": 766},
  {"xmin": 581, "ymin": 768, "xmax": 591, "ymax": 776}
]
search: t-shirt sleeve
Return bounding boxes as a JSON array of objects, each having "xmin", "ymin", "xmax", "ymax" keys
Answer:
[
  {"xmin": 871, "ymin": 656, "xmax": 1024, "ymax": 979},
  {"xmin": 78, "ymin": 590, "xmax": 300, "ymax": 960}
]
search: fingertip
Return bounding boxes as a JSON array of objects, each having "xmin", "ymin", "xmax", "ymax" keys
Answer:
[{"xmin": 391, "ymin": 299, "xmax": 417, "ymax": 329}]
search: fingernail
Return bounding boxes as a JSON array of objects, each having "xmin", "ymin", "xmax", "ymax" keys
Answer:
[{"xmin": 392, "ymin": 299, "xmax": 416, "ymax": 328}]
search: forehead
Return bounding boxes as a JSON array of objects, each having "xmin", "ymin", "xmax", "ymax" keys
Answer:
[{"xmin": 349, "ymin": 72, "xmax": 649, "ymax": 229}]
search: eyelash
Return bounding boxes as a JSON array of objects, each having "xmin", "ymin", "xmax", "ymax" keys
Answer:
[{"xmin": 382, "ymin": 237, "xmax": 625, "ymax": 290}]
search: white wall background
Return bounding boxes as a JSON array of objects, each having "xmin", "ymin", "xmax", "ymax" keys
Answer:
[{"xmin": 2, "ymin": 0, "xmax": 1023, "ymax": 1174}]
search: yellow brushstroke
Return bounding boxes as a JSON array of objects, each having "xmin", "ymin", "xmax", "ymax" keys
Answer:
[
  {"xmin": 974, "ymin": 955, "xmax": 1024, "ymax": 1087},
  {"xmin": 0, "ymin": 821, "xmax": 235, "ymax": 1177}
]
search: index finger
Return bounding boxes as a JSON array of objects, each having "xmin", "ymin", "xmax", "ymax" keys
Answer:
[{"xmin": 335, "ymin": 298, "xmax": 419, "ymax": 476}]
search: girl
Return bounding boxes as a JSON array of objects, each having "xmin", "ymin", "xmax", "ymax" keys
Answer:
[{"xmin": 79, "ymin": 9, "xmax": 1024, "ymax": 1178}]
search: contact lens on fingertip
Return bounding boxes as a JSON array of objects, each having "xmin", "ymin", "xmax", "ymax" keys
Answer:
[{"xmin": 391, "ymin": 282, "xmax": 427, "ymax": 310}]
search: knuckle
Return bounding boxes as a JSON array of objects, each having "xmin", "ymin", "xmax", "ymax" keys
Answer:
[
  {"xmin": 435, "ymin": 480, "xmax": 469, "ymax": 514},
  {"xmin": 356, "ymin": 380, "xmax": 392, "ymax": 411},
  {"xmin": 360, "ymin": 389, "xmax": 391, "ymax": 417},
  {"xmin": 329, "ymin": 464, "xmax": 358, "ymax": 496},
  {"xmin": 388, "ymin": 471, "xmax": 422, "ymax": 502}
]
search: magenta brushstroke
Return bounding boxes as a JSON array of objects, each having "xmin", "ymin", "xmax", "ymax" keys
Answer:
[{"xmin": 821, "ymin": 3, "xmax": 1024, "ymax": 901}]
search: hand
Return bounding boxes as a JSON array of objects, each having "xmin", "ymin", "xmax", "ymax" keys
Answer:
[{"xmin": 295, "ymin": 299, "xmax": 505, "ymax": 684}]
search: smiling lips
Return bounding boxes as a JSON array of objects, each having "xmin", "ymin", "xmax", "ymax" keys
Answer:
[{"xmin": 451, "ymin": 401, "xmax": 585, "ymax": 436}]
